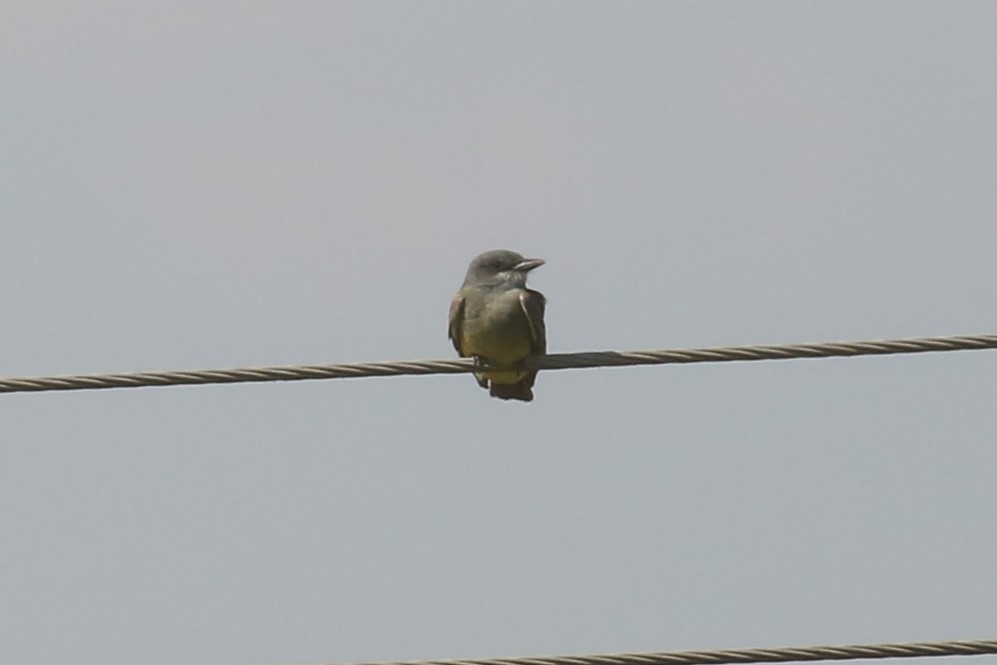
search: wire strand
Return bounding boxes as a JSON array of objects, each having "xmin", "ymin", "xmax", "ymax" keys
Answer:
[
  {"xmin": 2, "ymin": 332, "xmax": 995, "ymax": 395},
  {"xmin": 338, "ymin": 639, "xmax": 997, "ymax": 665}
]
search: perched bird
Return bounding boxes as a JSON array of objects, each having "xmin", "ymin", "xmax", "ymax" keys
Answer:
[{"xmin": 448, "ymin": 250, "xmax": 547, "ymax": 402}]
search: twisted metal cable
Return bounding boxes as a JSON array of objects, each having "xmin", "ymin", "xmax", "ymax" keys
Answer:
[
  {"xmin": 2, "ymin": 333, "xmax": 996, "ymax": 395},
  {"xmin": 342, "ymin": 640, "xmax": 997, "ymax": 665}
]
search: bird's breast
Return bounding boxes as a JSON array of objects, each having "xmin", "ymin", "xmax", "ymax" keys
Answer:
[{"xmin": 460, "ymin": 288, "xmax": 533, "ymax": 366}]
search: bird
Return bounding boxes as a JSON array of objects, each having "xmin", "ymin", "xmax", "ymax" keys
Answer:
[{"xmin": 448, "ymin": 249, "xmax": 547, "ymax": 402}]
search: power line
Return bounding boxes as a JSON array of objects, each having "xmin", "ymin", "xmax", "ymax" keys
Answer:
[
  {"xmin": 2, "ymin": 332, "xmax": 996, "ymax": 395},
  {"xmin": 339, "ymin": 640, "xmax": 997, "ymax": 665}
]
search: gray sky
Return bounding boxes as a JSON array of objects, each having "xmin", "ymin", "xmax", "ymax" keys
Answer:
[{"xmin": 2, "ymin": 3, "xmax": 996, "ymax": 665}]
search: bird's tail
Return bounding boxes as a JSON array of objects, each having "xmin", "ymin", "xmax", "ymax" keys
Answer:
[{"xmin": 488, "ymin": 375, "xmax": 536, "ymax": 402}]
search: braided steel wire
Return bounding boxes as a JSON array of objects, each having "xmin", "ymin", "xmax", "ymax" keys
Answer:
[
  {"xmin": 342, "ymin": 640, "xmax": 997, "ymax": 665},
  {"xmin": 1, "ymin": 333, "xmax": 996, "ymax": 395}
]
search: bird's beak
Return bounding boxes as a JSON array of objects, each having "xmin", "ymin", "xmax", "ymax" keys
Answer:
[{"xmin": 514, "ymin": 258, "xmax": 545, "ymax": 272}]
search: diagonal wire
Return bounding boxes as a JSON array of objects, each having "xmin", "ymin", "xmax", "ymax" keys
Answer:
[
  {"xmin": 1, "ymin": 333, "xmax": 996, "ymax": 395},
  {"xmin": 337, "ymin": 640, "xmax": 997, "ymax": 665}
]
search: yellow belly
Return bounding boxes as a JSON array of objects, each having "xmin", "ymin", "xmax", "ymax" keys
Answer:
[{"xmin": 460, "ymin": 304, "xmax": 533, "ymax": 386}]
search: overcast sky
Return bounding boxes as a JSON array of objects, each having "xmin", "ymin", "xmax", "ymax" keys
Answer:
[{"xmin": 3, "ymin": 3, "xmax": 996, "ymax": 665}]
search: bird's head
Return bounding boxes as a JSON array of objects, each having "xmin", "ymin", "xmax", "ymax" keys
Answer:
[{"xmin": 464, "ymin": 249, "xmax": 544, "ymax": 288}]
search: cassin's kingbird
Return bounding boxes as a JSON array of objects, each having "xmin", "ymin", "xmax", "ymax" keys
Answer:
[{"xmin": 448, "ymin": 250, "xmax": 547, "ymax": 402}]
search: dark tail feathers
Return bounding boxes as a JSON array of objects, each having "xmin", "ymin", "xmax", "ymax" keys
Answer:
[{"xmin": 488, "ymin": 380, "xmax": 534, "ymax": 402}]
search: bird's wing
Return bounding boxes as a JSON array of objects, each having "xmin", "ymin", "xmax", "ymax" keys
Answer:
[
  {"xmin": 448, "ymin": 292, "xmax": 466, "ymax": 355},
  {"xmin": 519, "ymin": 289, "xmax": 547, "ymax": 355}
]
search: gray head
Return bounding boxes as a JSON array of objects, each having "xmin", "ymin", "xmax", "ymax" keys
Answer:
[{"xmin": 463, "ymin": 249, "xmax": 545, "ymax": 288}]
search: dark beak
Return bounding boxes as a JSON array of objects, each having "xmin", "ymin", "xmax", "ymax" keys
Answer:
[{"xmin": 514, "ymin": 258, "xmax": 545, "ymax": 272}]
